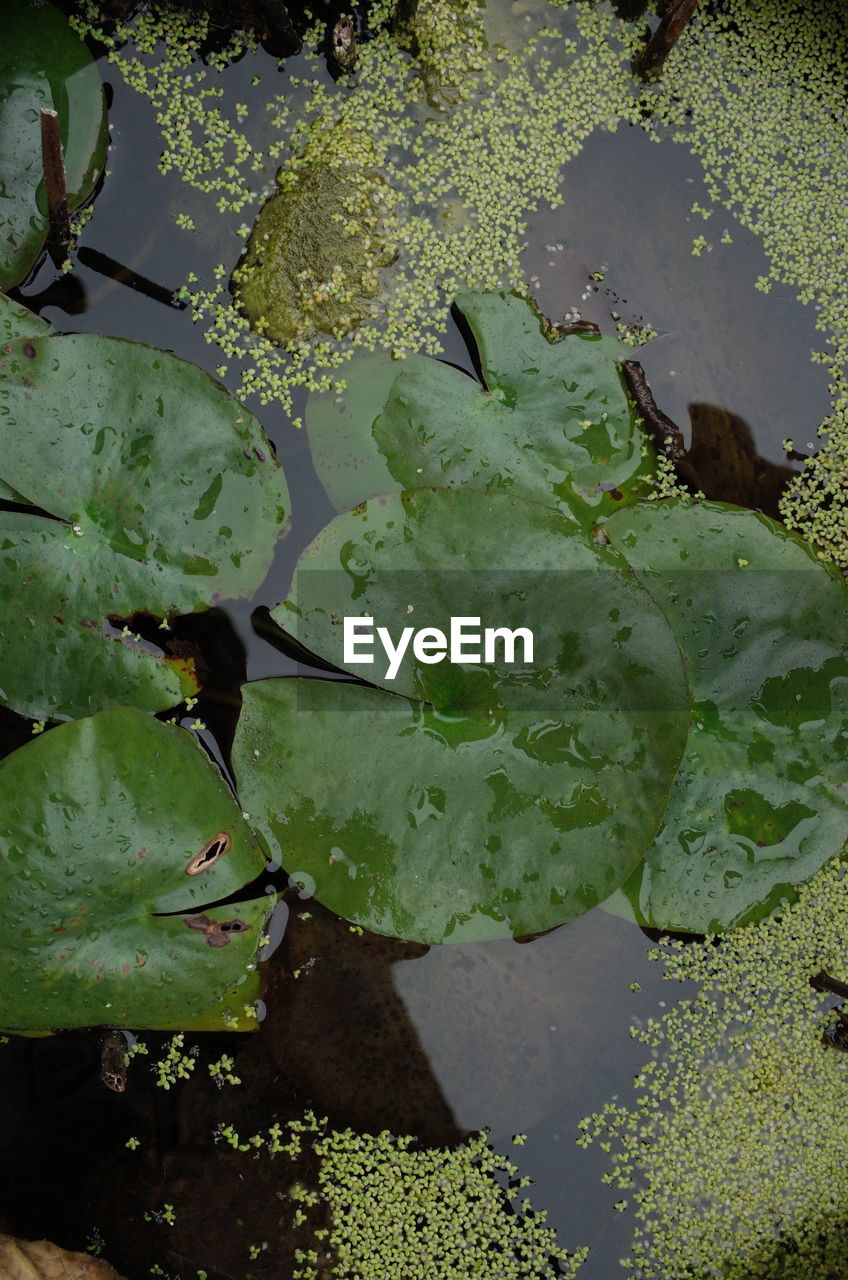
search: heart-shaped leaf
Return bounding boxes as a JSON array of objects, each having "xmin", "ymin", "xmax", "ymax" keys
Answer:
[
  {"xmin": 237, "ymin": 487, "xmax": 690, "ymax": 942},
  {"xmin": 0, "ymin": 0, "xmax": 108, "ymax": 288},
  {"xmin": 604, "ymin": 499, "xmax": 848, "ymax": 932},
  {"xmin": 0, "ymin": 708, "xmax": 270, "ymax": 1032},
  {"xmin": 0, "ymin": 333, "xmax": 290, "ymax": 720},
  {"xmin": 307, "ymin": 292, "xmax": 655, "ymax": 518}
]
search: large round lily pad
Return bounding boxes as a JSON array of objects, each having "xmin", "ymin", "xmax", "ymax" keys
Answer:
[
  {"xmin": 0, "ymin": 333, "xmax": 290, "ymax": 720},
  {"xmin": 238, "ymin": 487, "xmax": 690, "ymax": 942},
  {"xmin": 307, "ymin": 291, "xmax": 655, "ymax": 518},
  {"xmin": 0, "ymin": 708, "xmax": 270, "ymax": 1032},
  {"xmin": 0, "ymin": 0, "xmax": 108, "ymax": 288},
  {"xmin": 604, "ymin": 499, "xmax": 848, "ymax": 932}
]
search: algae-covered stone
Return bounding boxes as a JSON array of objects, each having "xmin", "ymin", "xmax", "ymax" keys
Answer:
[{"xmin": 233, "ymin": 130, "xmax": 396, "ymax": 349}]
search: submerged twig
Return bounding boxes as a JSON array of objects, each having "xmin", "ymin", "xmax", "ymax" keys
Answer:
[
  {"xmin": 621, "ymin": 359, "xmax": 702, "ymax": 491},
  {"xmin": 255, "ymin": 0, "xmax": 302, "ymax": 57},
  {"xmin": 39, "ymin": 108, "xmax": 71, "ymax": 265},
  {"xmin": 635, "ymin": 0, "xmax": 700, "ymax": 79},
  {"xmin": 76, "ymin": 246, "xmax": 187, "ymax": 310},
  {"xmin": 811, "ymin": 970, "xmax": 848, "ymax": 1001}
]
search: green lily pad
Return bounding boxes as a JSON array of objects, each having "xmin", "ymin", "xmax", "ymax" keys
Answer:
[
  {"xmin": 604, "ymin": 499, "xmax": 848, "ymax": 932},
  {"xmin": 0, "ymin": 0, "xmax": 108, "ymax": 289},
  {"xmin": 0, "ymin": 333, "xmax": 290, "ymax": 720},
  {"xmin": 0, "ymin": 296, "xmax": 50, "ymax": 504},
  {"xmin": 240, "ymin": 487, "xmax": 690, "ymax": 942},
  {"xmin": 0, "ymin": 707, "xmax": 270, "ymax": 1032},
  {"xmin": 306, "ymin": 349, "xmax": 427, "ymax": 514},
  {"xmin": 0, "ymin": 292, "xmax": 51, "ymax": 345},
  {"xmin": 307, "ymin": 292, "xmax": 655, "ymax": 519}
]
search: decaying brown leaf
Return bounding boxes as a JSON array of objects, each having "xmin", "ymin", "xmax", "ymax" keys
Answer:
[{"xmin": 0, "ymin": 1234, "xmax": 125, "ymax": 1280}]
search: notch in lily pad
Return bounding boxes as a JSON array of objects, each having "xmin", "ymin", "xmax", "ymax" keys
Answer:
[
  {"xmin": 307, "ymin": 291, "xmax": 656, "ymax": 520},
  {"xmin": 234, "ymin": 487, "xmax": 691, "ymax": 944}
]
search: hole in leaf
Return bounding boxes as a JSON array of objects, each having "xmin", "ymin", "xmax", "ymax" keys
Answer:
[{"xmin": 185, "ymin": 832, "xmax": 232, "ymax": 876}]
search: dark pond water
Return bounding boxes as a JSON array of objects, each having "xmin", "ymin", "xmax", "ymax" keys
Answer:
[{"xmin": 0, "ymin": 6, "xmax": 833, "ymax": 1278}]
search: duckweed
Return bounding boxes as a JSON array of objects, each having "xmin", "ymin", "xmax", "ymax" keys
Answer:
[
  {"xmin": 217, "ymin": 1112, "xmax": 587, "ymax": 1278},
  {"xmin": 644, "ymin": 0, "xmax": 848, "ymax": 561},
  {"xmin": 581, "ymin": 860, "xmax": 848, "ymax": 1278},
  {"xmin": 74, "ymin": 0, "xmax": 848, "ymax": 557}
]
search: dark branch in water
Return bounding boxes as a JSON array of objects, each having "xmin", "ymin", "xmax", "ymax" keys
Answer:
[
  {"xmin": 76, "ymin": 246, "xmax": 187, "ymax": 310},
  {"xmin": 255, "ymin": 0, "xmax": 303, "ymax": 57},
  {"xmin": 621, "ymin": 359, "xmax": 686, "ymax": 460},
  {"xmin": 811, "ymin": 971, "xmax": 848, "ymax": 1001},
  {"xmin": 635, "ymin": 0, "xmax": 700, "ymax": 79},
  {"xmin": 40, "ymin": 108, "xmax": 71, "ymax": 265}
]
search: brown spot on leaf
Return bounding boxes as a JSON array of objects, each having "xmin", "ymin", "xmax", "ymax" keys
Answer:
[
  {"xmin": 21, "ymin": 342, "xmax": 36, "ymax": 359},
  {"xmin": 184, "ymin": 914, "xmax": 250, "ymax": 947}
]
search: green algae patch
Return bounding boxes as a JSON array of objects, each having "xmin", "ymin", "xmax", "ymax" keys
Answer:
[
  {"xmin": 405, "ymin": 0, "xmax": 490, "ymax": 109},
  {"xmin": 582, "ymin": 858, "xmax": 848, "ymax": 1279},
  {"xmin": 213, "ymin": 1112, "xmax": 586, "ymax": 1279},
  {"xmin": 232, "ymin": 130, "xmax": 397, "ymax": 349}
]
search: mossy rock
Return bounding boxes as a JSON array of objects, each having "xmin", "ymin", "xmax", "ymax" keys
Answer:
[{"xmin": 233, "ymin": 130, "xmax": 396, "ymax": 348}]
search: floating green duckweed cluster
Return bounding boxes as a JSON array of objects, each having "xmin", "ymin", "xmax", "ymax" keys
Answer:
[
  {"xmin": 73, "ymin": 1, "xmax": 643, "ymax": 422},
  {"xmin": 643, "ymin": 0, "xmax": 848, "ymax": 561},
  {"xmin": 217, "ymin": 1112, "xmax": 586, "ymax": 1278},
  {"xmin": 580, "ymin": 860, "xmax": 848, "ymax": 1279},
  {"xmin": 404, "ymin": 0, "xmax": 489, "ymax": 107}
]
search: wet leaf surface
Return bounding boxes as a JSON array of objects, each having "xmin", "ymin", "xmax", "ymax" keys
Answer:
[
  {"xmin": 0, "ymin": 296, "xmax": 50, "ymax": 502},
  {"xmin": 0, "ymin": 292, "xmax": 51, "ymax": 345},
  {"xmin": 0, "ymin": 333, "xmax": 290, "ymax": 720},
  {"xmin": 233, "ymin": 481, "xmax": 689, "ymax": 941},
  {"xmin": 0, "ymin": 0, "xmax": 108, "ymax": 289},
  {"xmin": 0, "ymin": 707, "xmax": 270, "ymax": 1031},
  {"xmin": 605, "ymin": 499, "xmax": 848, "ymax": 931},
  {"xmin": 308, "ymin": 291, "xmax": 655, "ymax": 519}
]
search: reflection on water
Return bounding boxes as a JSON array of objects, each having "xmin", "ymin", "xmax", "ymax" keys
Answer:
[{"xmin": 0, "ymin": 899, "xmax": 681, "ymax": 1279}]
